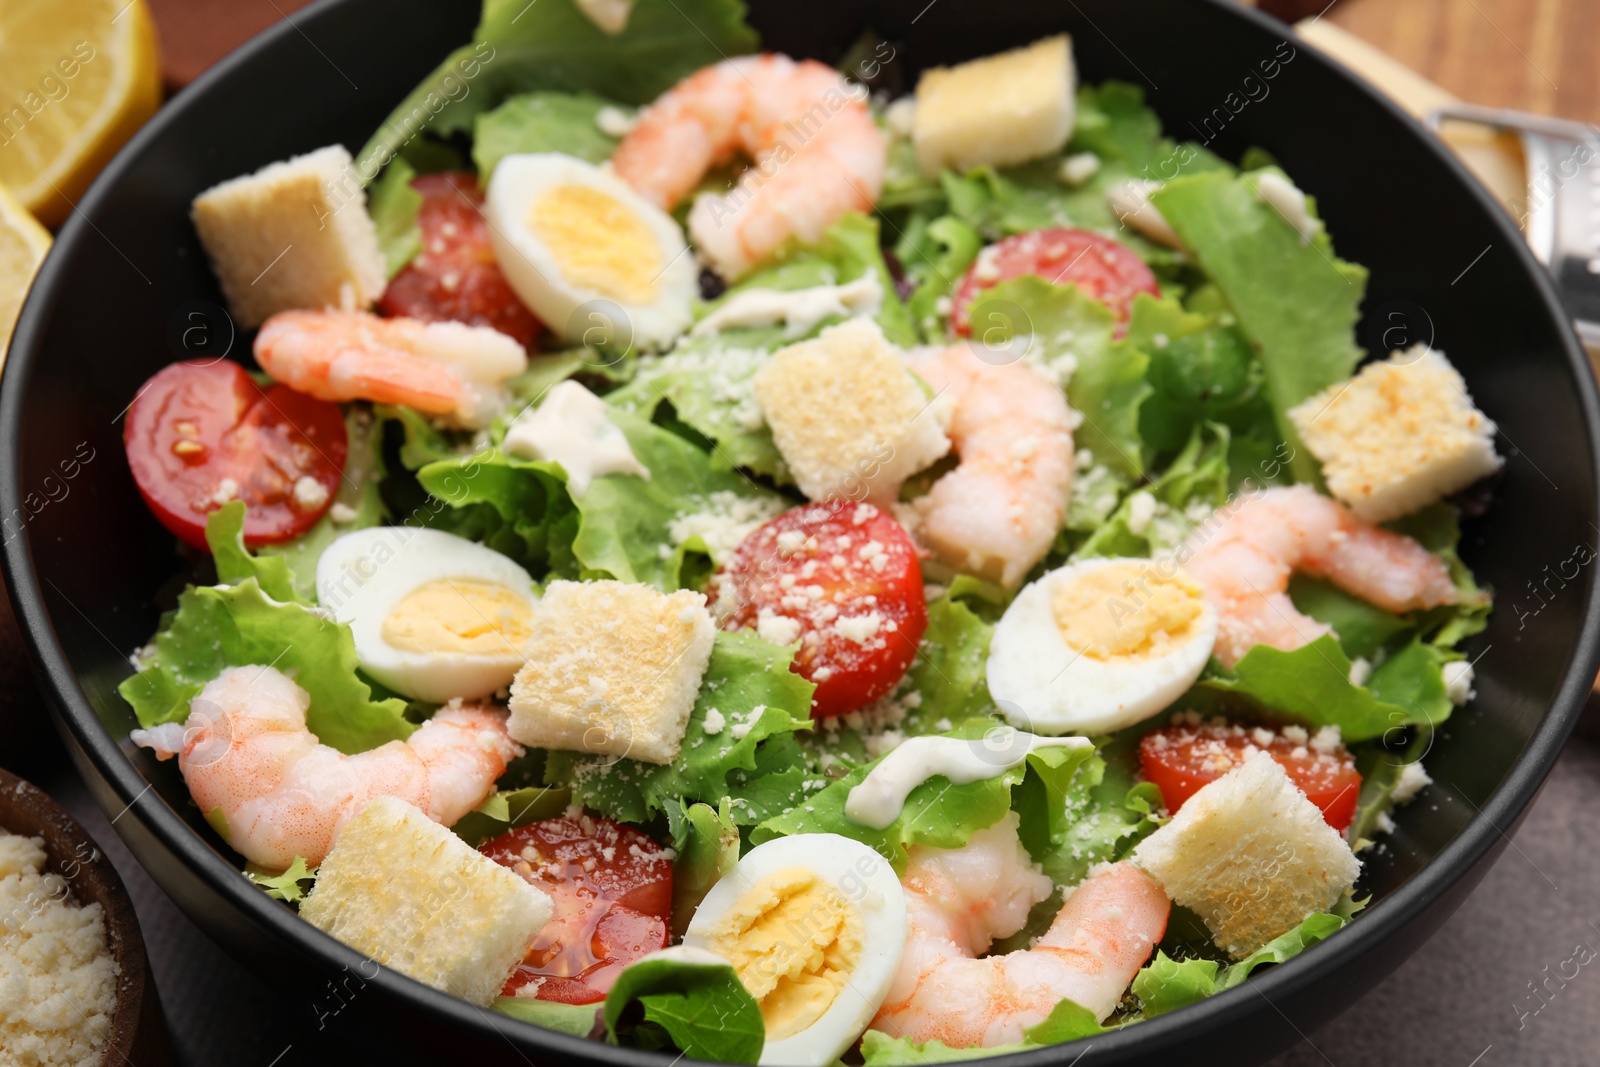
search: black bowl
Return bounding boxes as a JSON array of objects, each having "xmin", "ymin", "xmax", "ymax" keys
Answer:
[{"xmin": 4, "ymin": 0, "xmax": 1598, "ymax": 1064}]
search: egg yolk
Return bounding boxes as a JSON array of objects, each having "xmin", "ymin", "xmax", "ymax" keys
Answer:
[
  {"xmin": 1053, "ymin": 562, "xmax": 1204, "ymax": 660},
  {"xmin": 527, "ymin": 184, "xmax": 662, "ymax": 305},
  {"xmin": 381, "ymin": 578, "xmax": 534, "ymax": 656},
  {"xmin": 700, "ymin": 866, "xmax": 863, "ymax": 1041}
]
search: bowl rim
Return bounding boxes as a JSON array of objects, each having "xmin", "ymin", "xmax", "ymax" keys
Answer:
[{"xmin": 4, "ymin": 0, "xmax": 1600, "ymax": 1061}]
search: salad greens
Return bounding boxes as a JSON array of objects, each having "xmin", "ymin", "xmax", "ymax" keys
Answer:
[
  {"xmin": 358, "ymin": 0, "xmax": 756, "ymax": 174},
  {"xmin": 609, "ymin": 211, "xmax": 914, "ymax": 483},
  {"xmin": 544, "ymin": 630, "xmax": 816, "ymax": 826},
  {"xmin": 473, "ymin": 91, "xmax": 620, "ymax": 178},
  {"xmin": 753, "ymin": 719, "xmax": 1098, "ymax": 872},
  {"xmin": 417, "ymin": 409, "xmax": 785, "ymax": 589},
  {"xmin": 600, "ymin": 950, "xmax": 765, "ymax": 1063},
  {"xmin": 119, "ymin": 572, "xmax": 413, "ymax": 754},
  {"xmin": 1152, "ymin": 170, "xmax": 1368, "ymax": 482}
]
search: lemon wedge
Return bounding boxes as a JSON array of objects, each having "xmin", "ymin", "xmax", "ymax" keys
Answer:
[
  {"xmin": 0, "ymin": 0, "xmax": 162, "ymax": 228},
  {"xmin": 0, "ymin": 183, "xmax": 51, "ymax": 370}
]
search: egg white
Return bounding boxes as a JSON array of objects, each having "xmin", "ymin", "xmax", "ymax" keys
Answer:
[
  {"xmin": 314, "ymin": 526, "xmax": 538, "ymax": 703},
  {"xmin": 684, "ymin": 833, "xmax": 908, "ymax": 1067},
  {"xmin": 986, "ymin": 556, "xmax": 1217, "ymax": 736},
  {"xmin": 486, "ymin": 152, "xmax": 697, "ymax": 353}
]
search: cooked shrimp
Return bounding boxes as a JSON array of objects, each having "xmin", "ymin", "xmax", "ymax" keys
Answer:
[
  {"xmin": 131, "ymin": 665, "xmax": 521, "ymax": 871},
  {"xmin": 1182, "ymin": 484, "xmax": 1458, "ymax": 667},
  {"xmin": 870, "ymin": 814, "xmax": 1169, "ymax": 1048},
  {"xmin": 611, "ymin": 54, "xmax": 886, "ymax": 280},
  {"xmin": 253, "ymin": 309, "xmax": 528, "ymax": 428},
  {"xmin": 904, "ymin": 344, "xmax": 1076, "ymax": 588}
]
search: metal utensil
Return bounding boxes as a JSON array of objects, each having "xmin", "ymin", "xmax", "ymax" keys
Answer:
[{"xmin": 1428, "ymin": 103, "xmax": 1600, "ymax": 354}]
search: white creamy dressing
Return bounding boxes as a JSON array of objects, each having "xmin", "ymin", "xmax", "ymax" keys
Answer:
[
  {"xmin": 501, "ymin": 380, "xmax": 650, "ymax": 498},
  {"xmin": 691, "ymin": 274, "xmax": 884, "ymax": 340},
  {"xmin": 1253, "ymin": 172, "xmax": 1324, "ymax": 245},
  {"xmin": 844, "ymin": 728, "xmax": 1095, "ymax": 829},
  {"xmin": 573, "ymin": 0, "xmax": 635, "ymax": 34}
]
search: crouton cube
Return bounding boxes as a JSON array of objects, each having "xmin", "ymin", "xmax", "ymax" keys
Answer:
[
  {"xmin": 912, "ymin": 35, "xmax": 1076, "ymax": 176},
  {"xmin": 300, "ymin": 797, "xmax": 552, "ymax": 1005},
  {"xmin": 508, "ymin": 580, "xmax": 715, "ymax": 765},
  {"xmin": 1131, "ymin": 752, "xmax": 1360, "ymax": 958},
  {"xmin": 191, "ymin": 145, "xmax": 386, "ymax": 328},
  {"xmin": 752, "ymin": 318, "xmax": 951, "ymax": 504},
  {"xmin": 1289, "ymin": 345, "xmax": 1502, "ymax": 522}
]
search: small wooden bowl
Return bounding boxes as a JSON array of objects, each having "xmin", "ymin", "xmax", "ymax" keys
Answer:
[{"xmin": 0, "ymin": 768, "xmax": 171, "ymax": 1066}]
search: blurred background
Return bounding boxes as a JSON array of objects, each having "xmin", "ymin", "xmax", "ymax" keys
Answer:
[{"xmin": 0, "ymin": 0, "xmax": 1596, "ymax": 1064}]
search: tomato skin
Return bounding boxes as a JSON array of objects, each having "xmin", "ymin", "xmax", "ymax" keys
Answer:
[
  {"xmin": 1138, "ymin": 720, "xmax": 1363, "ymax": 831},
  {"xmin": 709, "ymin": 502, "xmax": 928, "ymax": 718},
  {"xmin": 124, "ymin": 361, "xmax": 346, "ymax": 550},
  {"xmin": 951, "ymin": 228, "xmax": 1159, "ymax": 335},
  {"xmin": 480, "ymin": 816, "xmax": 672, "ymax": 1005},
  {"xmin": 378, "ymin": 172, "xmax": 541, "ymax": 346}
]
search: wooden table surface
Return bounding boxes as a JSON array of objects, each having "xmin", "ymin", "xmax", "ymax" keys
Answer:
[{"xmin": 1322, "ymin": 0, "xmax": 1600, "ymax": 124}]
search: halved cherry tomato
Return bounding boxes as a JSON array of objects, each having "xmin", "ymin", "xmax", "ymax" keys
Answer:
[
  {"xmin": 379, "ymin": 171, "xmax": 541, "ymax": 346},
  {"xmin": 480, "ymin": 816, "xmax": 672, "ymax": 1005},
  {"xmin": 951, "ymin": 228, "xmax": 1159, "ymax": 335},
  {"xmin": 709, "ymin": 501, "xmax": 928, "ymax": 718},
  {"xmin": 124, "ymin": 360, "xmax": 346, "ymax": 550},
  {"xmin": 1138, "ymin": 719, "xmax": 1363, "ymax": 831}
]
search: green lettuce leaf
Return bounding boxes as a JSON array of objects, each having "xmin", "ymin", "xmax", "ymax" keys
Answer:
[
  {"xmin": 245, "ymin": 856, "xmax": 318, "ymax": 904},
  {"xmin": 608, "ymin": 331, "xmax": 787, "ymax": 480},
  {"xmin": 368, "ymin": 158, "xmax": 424, "ymax": 278},
  {"xmin": 602, "ymin": 949, "xmax": 764, "ymax": 1063},
  {"xmin": 1134, "ymin": 305, "xmax": 1271, "ymax": 462},
  {"xmin": 358, "ymin": 0, "xmax": 757, "ymax": 172},
  {"xmin": 1215, "ymin": 911, "xmax": 1348, "ymax": 989},
  {"xmin": 1286, "ymin": 575, "xmax": 1412, "ymax": 662},
  {"xmin": 665, "ymin": 798, "xmax": 741, "ymax": 936},
  {"xmin": 897, "ymin": 213, "xmax": 982, "ymax": 342},
  {"xmin": 964, "ymin": 276, "xmax": 1143, "ymax": 478},
  {"xmin": 1074, "ymin": 421, "xmax": 1230, "ymax": 559},
  {"xmin": 1198, "ymin": 635, "xmax": 1442, "ymax": 743},
  {"xmin": 859, "ymin": 997, "xmax": 1110, "ymax": 1064},
  {"xmin": 206, "ymin": 503, "xmax": 298, "ymax": 604},
  {"xmin": 1347, "ymin": 733, "xmax": 1431, "ymax": 850},
  {"xmin": 722, "ymin": 211, "xmax": 914, "ymax": 345},
  {"xmin": 419, "ymin": 409, "xmax": 783, "ymax": 589},
  {"xmin": 754, "ymin": 720, "xmax": 1096, "ymax": 872},
  {"xmin": 1152, "ymin": 170, "xmax": 1368, "ymax": 482},
  {"xmin": 415, "ymin": 449, "xmax": 579, "ymax": 575},
  {"xmin": 492, "ymin": 996, "xmax": 602, "ymax": 1037},
  {"xmin": 1130, "ymin": 951, "xmax": 1219, "ymax": 1018},
  {"xmin": 990, "ymin": 739, "xmax": 1165, "ymax": 957},
  {"xmin": 545, "ymin": 630, "xmax": 815, "ymax": 825},
  {"xmin": 472, "ymin": 91, "xmax": 620, "ymax": 178},
  {"xmin": 1387, "ymin": 504, "xmax": 1492, "ymax": 649},
  {"xmin": 450, "ymin": 785, "xmax": 571, "ymax": 848},
  {"xmin": 118, "ymin": 578, "xmax": 413, "ymax": 753}
]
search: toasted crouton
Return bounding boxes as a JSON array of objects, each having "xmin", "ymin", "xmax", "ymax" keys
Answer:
[
  {"xmin": 1131, "ymin": 752, "xmax": 1360, "ymax": 958},
  {"xmin": 508, "ymin": 580, "xmax": 715, "ymax": 765},
  {"xmin": 300, "ymin": 797, "xmax": 551, "ymax": 1005},
  {"xmin": 912, "ymin": 36, "xmax": 1076, "ymax": 176},
  {"xmin": 753, "ymin": 319, "xmax": 951, "ymax": 504},
  {"xmin": 1289, "ymin": 346, "xmax": 1502, "ymax": 522},
  {"xmin": 191, "ymin": 145, "xmax": 386, "ymax": 328}
]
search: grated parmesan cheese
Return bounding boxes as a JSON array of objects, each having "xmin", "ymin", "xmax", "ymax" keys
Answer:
[{"xmin": 0, "ymin": 832, "xmax": 118, "ymax": 1067}]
